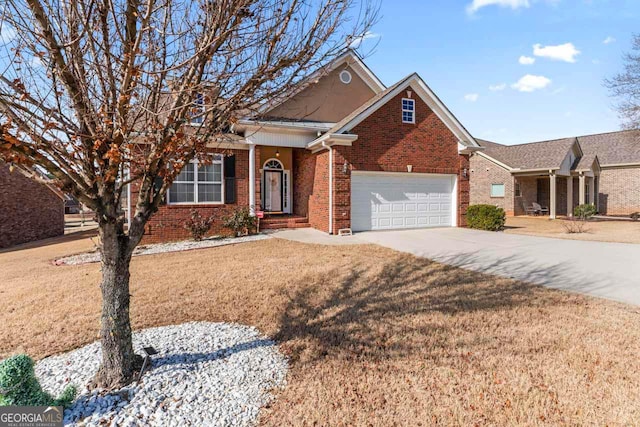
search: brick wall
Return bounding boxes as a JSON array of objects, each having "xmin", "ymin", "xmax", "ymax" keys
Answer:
[
  {"xmin": 469, "ymin": 154, "xmax": 515, "ymax": 215},
  {"xmin": 0, "ymin": 162, "xmax": 64, "ymax": 249},
  {"xmin": 458, "ymin": 155, "xmax": 470, "ymax": 226},
  {"xmin": 598, "ymin": 167, "xmax": 640, "ymax": 215},
  {"xmin": 132, "ymin": 149, "xmax": 251, "ymax": 243},
  {"xmin": 330, "ymin": 86, "xmax": 468, "ymax": 231}
]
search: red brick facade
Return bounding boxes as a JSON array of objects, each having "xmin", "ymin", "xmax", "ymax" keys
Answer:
[
  {"xmin": 135, "ymin": 86, "xmax": 471, "ymax": 241},
  {"xmin": 0, "ymin": 162, "xmax": 64, "ymax": 249},
  {"xmin": 133, "ymin": 149, "xmax": 253, "ymax": 243},
  {"xmin": 330, "ymin": 86, "xmax": 469, "ymax": 232}
]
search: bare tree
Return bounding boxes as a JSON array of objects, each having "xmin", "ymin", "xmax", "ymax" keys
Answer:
[
  {"xmin": 0, "ymin": 0, "xmax": 377, "ymax": 388},
  {"xmin": 605, "ymin": 34, "xmax": 640, "ymax": 130}
]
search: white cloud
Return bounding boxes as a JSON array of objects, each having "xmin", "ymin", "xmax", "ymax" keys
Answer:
[
  {"xmin": 511, "ymin": 74, "xmax": 552, "ymax": 92},
  {"xmin": 533, "ymin": 43, "xmax": 581, "ymax": 63},
  {"xmin": 466, "ymin": 0, "xmax": 530, "ymax": 14},
  {"xmin": 464, "ymin": 93, "xmax": 479, "ymax": 102},
  {"xmin": 519, "ymin": 55, "xmax": 536, "ymax": 65},
  {"xmin": 0, "ymin": 25, "xmax": 16, "ymax": 44},
  {"xmin": 602, "ymin": 36, "xmax": 616, "ymax": 45},
  {"xmin": 348, "ymin": 31, "xmax": 380, "ymax": 48},
  {"xmin": 489, "ymin": 83, "xmax": 507, "ymax": 91}
]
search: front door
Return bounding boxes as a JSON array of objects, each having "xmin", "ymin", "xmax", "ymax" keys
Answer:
[{"xmin": 264, "ymin": 170, "xmax": 283, "ymax": 212}]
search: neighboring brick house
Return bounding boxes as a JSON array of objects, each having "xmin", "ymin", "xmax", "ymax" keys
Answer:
[
  {"xmin": 0, "ymin": 161, "xmax": 64, "ymax": 249},
  {"xmin": 134, "ymin": 50, "xmax": 481, "ymax": 242},
  {"xmin": 470, "ymin": 130, "xmax": 640, "ymax": 217}
]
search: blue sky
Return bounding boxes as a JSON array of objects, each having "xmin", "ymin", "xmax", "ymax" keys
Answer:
[{"xmin": 357, "ymin": 0, "xmax": 639, "ymax": 145}]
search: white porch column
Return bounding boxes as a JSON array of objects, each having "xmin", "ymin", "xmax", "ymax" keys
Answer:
[
  {"xmin": 248, "ymin": 143, "xmax": 256, "ymax": 215},
  {"xmin": 578, "ymin": 174, "xmax": 586, "ymax": 205},
  {"xmin": 549, "ymin": 172, "xmax": 557, "ymax": 219},
  {"xmin": 566, "ymin": 176, "xmax": 573, "ymax": 217},
  {"xmin": 588, "ymin": 176, "xmax": 595, "ymax": 206}
]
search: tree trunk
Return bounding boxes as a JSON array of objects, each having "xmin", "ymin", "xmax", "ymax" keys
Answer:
[{"xmin": 91, "ymin": 222, "xmax": 141, "ymax": 389}]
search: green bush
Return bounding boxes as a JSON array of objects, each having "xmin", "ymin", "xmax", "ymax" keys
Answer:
[
  {"xmin": 223, "ymin": 207, "xmax": 257, "ymax": 237},
  {"xmin": 0, "ymin": 354, "xmax": 76, "ymax": 407},
  {"xmin": 574, "ymin": 203, "xmax": 597, "ymax": 220},
  {"xmin": 466, "ymin": 204, "xmax": 506, "ymax": 231}
]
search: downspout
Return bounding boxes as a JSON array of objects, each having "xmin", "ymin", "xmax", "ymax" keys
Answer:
[
  {"xmin": 248, "ymin": 142, "xmax": 256, "ymax": 215},
  {"xmin": 322, "ymin": 141, "xmax": 333, "ymax": 234}
]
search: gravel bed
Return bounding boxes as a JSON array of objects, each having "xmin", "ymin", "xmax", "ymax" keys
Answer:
[
  {"xmin": 35, "ymin": 322, "xmax": 288, "ymax": 426},
  {"xmin": 56, "ymin": 234, "xmax": 271, "ymax": 265}
]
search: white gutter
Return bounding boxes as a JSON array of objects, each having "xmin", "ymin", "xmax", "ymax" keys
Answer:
[
  {"xmin": 323, "ymin": 141, "xmax": 334, "ymax": 234},
  {"xmin": 307, "ymin": 133, "xmax": 358, "ymax": 151}
]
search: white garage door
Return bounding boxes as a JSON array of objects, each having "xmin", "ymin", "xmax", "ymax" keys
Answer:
[{"xmin": 351, "ymin": 172, "xmax": 455, "ymax": 231}]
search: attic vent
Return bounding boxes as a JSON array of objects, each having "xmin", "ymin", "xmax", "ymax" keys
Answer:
[{"xmin": 339, "ymin": 70, "xmax": 352, "ymax": 84}]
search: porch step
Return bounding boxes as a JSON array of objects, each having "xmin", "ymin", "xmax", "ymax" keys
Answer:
[{"xmin": 260, "ymin": 215, "xmax": 310, "ymax": 230}]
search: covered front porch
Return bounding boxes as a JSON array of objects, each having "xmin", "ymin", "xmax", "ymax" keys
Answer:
[{"xmin": 514, "ymin": 171, "xmax": 598, "ymax": 219}]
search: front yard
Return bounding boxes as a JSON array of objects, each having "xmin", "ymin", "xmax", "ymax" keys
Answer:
[
  {"xmin": 2, "ymin": 234, "xmax": 640, "ymax": 425},
  {"xmin": 505, "ymin": 215, "xmax": 640, "ymax": 243}
]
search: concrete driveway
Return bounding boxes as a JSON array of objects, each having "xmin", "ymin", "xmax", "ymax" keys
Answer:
[{"xmin": 358, "ymin": 228, "xmax": 640, "ymax": 306}]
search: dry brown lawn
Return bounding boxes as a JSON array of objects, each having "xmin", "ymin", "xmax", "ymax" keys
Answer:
[
  {"xmin": 2, "ymin": 233, "xmax": 640, "ymax": 425},
  {"xmin": 505, "ymin": 216, "xmax": 640, "ymax": 244}
]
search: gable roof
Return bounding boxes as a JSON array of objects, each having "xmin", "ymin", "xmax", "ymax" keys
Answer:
[
  {"xmin": 476, "ymin": 137, "xmax": 577, "ymax": 170},
  {"xmin": 258, "ymin": 50, "xmax": 385, "ymax": 117},
  {"xmin": 477, "ymin": 129, "xmax": 640, "ymax": 171},
  {"xmin": 327, "ymin": 73, "xmax": 479, "ymax": 147},
  {"xmin": 577, "ymin": 130, "xmax": 640, "ymax": 166}
]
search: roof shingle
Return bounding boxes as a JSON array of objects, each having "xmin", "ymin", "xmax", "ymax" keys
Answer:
[{"xmin": 476, "ymin": 137, "xmax": 576, "ymax": 170}]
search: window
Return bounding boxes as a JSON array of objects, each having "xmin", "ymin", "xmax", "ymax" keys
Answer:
[
  {"xmin": 402, "ymin": 98, "xmax": 415, "ymax": 123},
  {"xmin": 190, "ymin": 93, "xmax": 205, "ymax": 124},
  {"xmin": 491, "ymin": 183, "xmax": 505, "ymax": 197},
  {"xmin": 514, "ymin": 182, "xmax": 521, "ymax": 197},
  {"xmin": 339, "ymin": 70, "xmax": 352, "ymax": 84},
  {"xmin": 168, "ymin": 156, "xmax": 223, "ymax": 204}
]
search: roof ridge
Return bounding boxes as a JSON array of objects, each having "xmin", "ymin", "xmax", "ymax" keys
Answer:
[{"xmin": 575, "ymin": 128, "xmax": 640, "ymax": 139}]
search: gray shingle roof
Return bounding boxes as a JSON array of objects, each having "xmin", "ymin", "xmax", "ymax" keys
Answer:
[
  {"xmin": 577, "ymin": 130, "xmax": 640, "ymax": 166},
  {"xmin": 476, "ymin": 137, "xmax": 577, "ymax": 170}
]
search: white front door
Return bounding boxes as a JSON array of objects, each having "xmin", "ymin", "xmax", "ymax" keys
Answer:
[
  {"xmin": 351, "ymin": 172, "xmax": 456, "ymax": 231},
  {"xmin": 264, "ymin": 170, "xmax": 282, "ymax": 212}
]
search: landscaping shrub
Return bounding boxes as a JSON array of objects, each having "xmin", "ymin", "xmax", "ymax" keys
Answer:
[
  {"xmin": 223, "ymin": 207, "xmax": 257, "ymax": 237},
  {"xmin": 183, "ymin": 209, "xmax": 214, "ymax": 241},
  {"xmin": 466, "ymin": 204, "xmax": 506, "ymax": 231},
  {"xmin": 0, "ymin": 354, "xmax": 76, "ymax": 407},
  {"xmin": 562, "ymin": 217, "xmax": 589, "ymax": 234},
  {"xmin": 574, "ymin": 203, "xmax": 596, "ymax": 220}
]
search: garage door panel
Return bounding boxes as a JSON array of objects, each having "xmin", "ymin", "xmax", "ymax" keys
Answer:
[{"xmin": 351, "ymin": 173, "xmax": 454, "ymax": 231}]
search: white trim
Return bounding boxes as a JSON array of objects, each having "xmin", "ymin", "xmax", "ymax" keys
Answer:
[
  {"xmin": 475, "ymin": 151, "xmax": 513, "ymax": 171},
  {"xmin": 307, "ymin": 132, "xmax": 358, "ymax": 152},
  {"xmin": 401, "ymin": 98, "xmax": 415, "ymax": 124},
  {"xmin": 339, "ymin": 70, "xmax": 352, "ymax": 84},
  {"xmin": 451, "ymin": 175, "xmax": 458, "ymax": 227},
  {"xmin": 249, "ymin": 144, "xmax": 256, "ymax": 215},
  {"xmin": 333, "ymin": 73, "xmax": 479, "ymax": 147},
  {"xmin": 328, "ymin": 144, "xmax": 334, "ymax": 234},
  {"xmin": 263, "ymin": 158, "xmax": 284, "ymax": 170},
  {"xmin": 167, "ymin": 157, "xmax": 224, "ymax": 205},
  {"xmin": 258, "ymin": 50, "xmax": 385, "ymax": 115},
  {"xmin": 351, "ymin": 170, "xmax": 457, "ymax": 178}
]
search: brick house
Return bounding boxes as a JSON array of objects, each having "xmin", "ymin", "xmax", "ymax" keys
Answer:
[
  {"xmin": 470, "ymin": 130, "xmax": 640, "ymax": 217},
  {"xmin": 0, "ymin": 161, "xmax": 64, "ymax": 249},
  {"xmin": 136, "ymin": 51, "xmax": 481, "ymax": 242}
]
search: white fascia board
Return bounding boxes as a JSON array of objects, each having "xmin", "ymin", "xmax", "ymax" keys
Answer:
[
  {"xmin": 237, "ymin": 120, "xmax": 334, "ymax": 133},
  {"xmin": 308, "ymin": 133, "xmax": 358, "ymax": 152},
  {"xmin": 333, "ymin": 74, "xmax": 479, "ymax": 148},
  {"xmin": 600, "ymin": 162, "xmax": 640, "ymax": 169},
  {"xmin": 257, "ymin": 51, "xmax": 385, "ymax": 116},
  {"xmin": 475, "ymin": 151, "xmax": 513, "ymax": 171}
]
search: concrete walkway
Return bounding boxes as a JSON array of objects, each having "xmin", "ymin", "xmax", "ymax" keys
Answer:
[
  {"xmin": 271, "ymin": 228, "xmax": 364, "ymax": 246},
  {"xmin": 357, "ymin": 228, "xmax": 640, "ymax": 306}
]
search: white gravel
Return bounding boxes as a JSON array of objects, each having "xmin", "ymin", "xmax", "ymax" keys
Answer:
[
  {"xmin": 56, "ymin": 234, "xmax": 271, "ymax": 265},
  {"xmin": 35, "ymin": 322, "xmax": 288, "ymax": 426}
]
